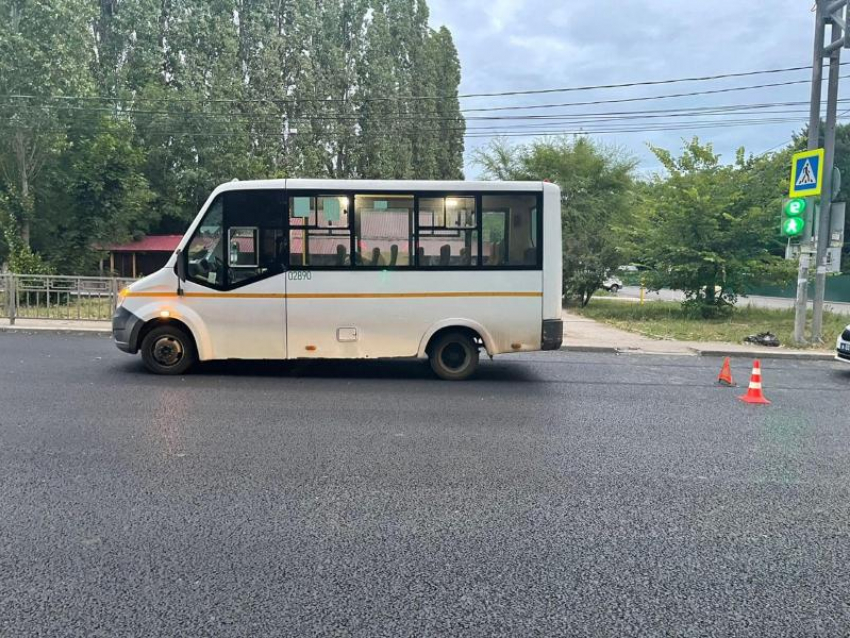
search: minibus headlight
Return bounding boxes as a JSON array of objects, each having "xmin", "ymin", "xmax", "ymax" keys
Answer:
[{"xmin": 116, "ymin": 287, "xmax": 129, "ymax": 308}]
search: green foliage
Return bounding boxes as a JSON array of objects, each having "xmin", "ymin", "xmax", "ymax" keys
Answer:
[
  {"xmin": 42, "ymin": 118, "xmax": 156, "ymax": 273},
  {"xmin": 0, "ymin": 0, "xmax": 466, "ymax": 273},
  {"xmin": 634, "ymin": 139, "xmax": 793, "ymax": 317},
  {"xmin": 474, "ymin": 136, "xmax": 638, "ymax": 306},
  {"xmin": 0, "ymin": 194, "xmax": 53, "ymax": 274}
]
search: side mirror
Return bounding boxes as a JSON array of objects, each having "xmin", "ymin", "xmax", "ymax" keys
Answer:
[{"xmin": 175, "ymin": 248, "xmax": 187, "ymax": 282}]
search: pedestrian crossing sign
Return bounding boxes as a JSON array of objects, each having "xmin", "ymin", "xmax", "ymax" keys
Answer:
[{"xmin": 789, "ymin": 148, "xmax": 824, "ymax": 198}]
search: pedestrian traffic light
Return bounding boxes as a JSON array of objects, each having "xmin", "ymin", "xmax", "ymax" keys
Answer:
[
  {"xmin": 782, "ymin": 216, "xmax": 805, "ymax": 237},
  {"xmin": 784, "ymin": 198, "xmax": 807, "ymax": 217},
  {"xmin": 782, "ymin": 197, "xmax": 807, "ymax": 238}
]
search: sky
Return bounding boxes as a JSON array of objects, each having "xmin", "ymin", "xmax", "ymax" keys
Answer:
[{"xmin": 426, "ymin": 0, "xmax": 833, "ymax": 178}]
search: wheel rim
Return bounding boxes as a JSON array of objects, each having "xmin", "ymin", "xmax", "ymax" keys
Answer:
[
  {"xmin": 440, "ymin": 342, "xmax": 469, "ymax": 372},
  {"xmin": 152, "ymin": 336, "xmax": 184, "ymax": 367}
]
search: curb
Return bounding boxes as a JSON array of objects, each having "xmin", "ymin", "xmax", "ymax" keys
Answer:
[
  {"xmin": 560, "ymin": 345, "xmax": 620, "ymax": 354},
  {"xmin": 693, "ymin": 348, "xmax": 835, "ymax": 361},
  {"xmin": 0, "ymin": 325, "xmax": 111, "ymax": 336},
  {"xmin": 560, "ymin": 343, "xmax": 836, "ymax": 360}
]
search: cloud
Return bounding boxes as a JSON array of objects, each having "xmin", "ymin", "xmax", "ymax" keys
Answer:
[{"xmin": 427, "ymin": 0, "xmax": 815, "ymax": 177}]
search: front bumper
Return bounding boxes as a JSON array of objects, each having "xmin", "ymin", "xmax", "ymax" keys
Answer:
[
  {"xmin": 542, "ymin": 319, "xmax": 564, "ymax": 351},
  {"xmin": 837, "ymin": 347, "xmax": 850, "ymax": 363},
  {"xmin": 113, "ymin": 306, "xmax": 145, "ymax": 353}
]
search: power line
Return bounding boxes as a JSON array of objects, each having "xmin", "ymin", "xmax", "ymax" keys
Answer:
[
  {"xmin": 460, "ymin": 75, "xmax": 849, "ymax": 113},
  {"xmin": 2, "ymin": 97, "xmax": 845, "ymax": 127},
  {"xmin": 0, "ymin": 62, "xmax": 836, "ymax": 107},
  {"xmin": 456, "ymin": 64, "xmax": 821, "ymax": 99},
  {"xmin": 3, "ymin": 74, "xmax": 846, "ymax": 126},
  {"xmin": 0, "ymin": 112, "xmax": 816, "ymax": 140}
]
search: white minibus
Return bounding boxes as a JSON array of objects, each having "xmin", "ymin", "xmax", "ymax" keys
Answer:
[{"xmin": 113, "ymin": 179, "xmax": 563, "ymax": 379}]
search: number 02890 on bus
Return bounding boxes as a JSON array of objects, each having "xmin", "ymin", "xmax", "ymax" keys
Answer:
[{"xmin": 112, "ymin": 179, "xmax": 564, "ymax": 380}]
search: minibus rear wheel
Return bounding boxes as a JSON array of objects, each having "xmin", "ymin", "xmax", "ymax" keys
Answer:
[
  {"xmin": 429, "ymin": 331, "xmax": 479, "ymax": 380},
  {"xmin": 140, "ymin": 324, "xmax": 197, "ymax": 375}
]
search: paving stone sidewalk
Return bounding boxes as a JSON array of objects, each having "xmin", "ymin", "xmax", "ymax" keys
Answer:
[{"xmin": 562, "ymin": 310, "xmax": 836, "ymax": 360}]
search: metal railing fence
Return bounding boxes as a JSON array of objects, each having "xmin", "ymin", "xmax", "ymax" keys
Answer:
[{"xmin": 0, "ymin": 274, "xmax": 136, "ymax": 324}]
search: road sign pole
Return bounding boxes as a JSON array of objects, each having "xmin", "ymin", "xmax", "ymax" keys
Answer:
[
  {"xmin": 795, "ymin": 0, "xmax": 827, "ymax": 345},
  {"xmin": 813, "ymin": 14, "xmax": 844, "ymax": 342}
]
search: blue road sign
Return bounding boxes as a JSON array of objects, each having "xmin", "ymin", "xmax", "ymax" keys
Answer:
[{"xmin": 789, "ymin": 148, "xmax": 824, "ymax": 198}]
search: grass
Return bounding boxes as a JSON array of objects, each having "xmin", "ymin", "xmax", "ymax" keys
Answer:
[
  {"xmin": 574, "ymin": 299, "xmax": 847, "ymax": 349},
  {"xmin": 1, "ymin": 295, "xmax": 115, "ymax": 321}
]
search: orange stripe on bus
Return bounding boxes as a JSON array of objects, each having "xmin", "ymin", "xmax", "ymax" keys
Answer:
[
  {"xmin": 285, "ymin": 292, "xmax": 542, "ymax": 299},
  {"xmin": 125, "ymin": 291, "xmax": 542, "ymax": 300}
]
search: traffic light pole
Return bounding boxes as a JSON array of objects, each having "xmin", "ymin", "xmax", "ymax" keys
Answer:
[
  {"xmin": 812, "ymin": 18, "xmax": 843, "ymax": 341},
  {"xmin": 795, "ymin": 0, "xmax": 827, "ymax": 345},
  {"xmin": 796, "ymin": 0, "xmax": 846, "ymax": 345}
]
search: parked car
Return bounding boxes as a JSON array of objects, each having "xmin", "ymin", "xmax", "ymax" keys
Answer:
[
  {"xmin": 602, "ymin": 275, "xmax": 624, "ymax": 293},
  {"xmin": 837, "ymin": 324, "xmax": 850, "ymax": 364}
]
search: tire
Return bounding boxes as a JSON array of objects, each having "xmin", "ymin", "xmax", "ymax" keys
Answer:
[
  {"xmin": 429, "ymin": 332, "xmax": 480, "ymax": 381},
  {"xmin": 609, "ymin": 284, "xmax": 620, "ymax": 293},
  {"xmin": 140, "ymin": 324, "xmax": 197, "ymax": 375}
]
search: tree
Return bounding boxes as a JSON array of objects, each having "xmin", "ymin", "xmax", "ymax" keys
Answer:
[
  {"xmin": 636, "ymin": 139, "xmax": 792, "ymax": 317},
  {"xmin": 475, "ymin": 136, "xmax": 637, "ymax": 306},
  {"xmin": 0, "ymin": 193, "xmax": 53, "ymax": 274},
  {"xmin": 0, "ymin": 0, "xmax": 96, "ymax": 248},
  {"xmin": 1, "ymin": 0, "xmax": 467, "ymax": 273},
  {"xmin": 41, "ymin": 118, "xmax": 155, "ymax": 273}
]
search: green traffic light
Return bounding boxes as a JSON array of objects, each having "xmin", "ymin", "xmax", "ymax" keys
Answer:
[
  {"xmin": 784, "ymin": 198, "xmax": 807, "ymax": 216},
  {"xmin": 782, "ymin": 216, "xmax": 805, "ymax": 236}
]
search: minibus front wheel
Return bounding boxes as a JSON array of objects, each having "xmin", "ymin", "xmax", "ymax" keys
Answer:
[{"xmin": 140, "ymin": 323, "xmax": 197, "ymax": 375}]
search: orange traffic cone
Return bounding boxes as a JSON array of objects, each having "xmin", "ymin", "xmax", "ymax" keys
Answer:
[
  {"xmin": 717, "ymin": 357, "xmax": 735, "ymax": 387},
  {"xmin": 739, "ymin": 360, "xmax": 770, "ymax": 405}
]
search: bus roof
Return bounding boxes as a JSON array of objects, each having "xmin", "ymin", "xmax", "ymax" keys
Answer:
[{"xmin": 213, "ymin": 179, "xmax": 547, "ymax": 194}]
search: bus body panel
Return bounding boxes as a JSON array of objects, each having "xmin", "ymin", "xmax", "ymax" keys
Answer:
[
  {"xmin": 179, "ymin": 275, "xmax": 287, "ymax": 361},
  {"xmin": 287, "ymin": 179, "xmax": 543, "ymax": 194},
  {"xmin": 120, "ymin": 267, "xmax": 286, "ymax": 361},
  {"xmin": 542, "ymin": 183, "xmax": 563, "ymax": 321},
  {"xmin": 285, "ymin": 271, "xmax": 542, "ymax": 359}
]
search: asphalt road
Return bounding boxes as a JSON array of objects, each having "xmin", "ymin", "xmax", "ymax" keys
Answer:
[{"xmin": 2, "ymin": 332, "xmax": 850, "ymax": 637}]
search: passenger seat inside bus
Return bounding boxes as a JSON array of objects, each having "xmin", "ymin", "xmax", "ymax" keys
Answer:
[
  {"xmin": 389, "ymin": 244, "xmax": 398, "ymax": 266},
  {"xmin": 489, "ymin": 242, "xmax": 502, "ymax": 266},
  {"xmin": 335, "ymin": 244, "xmax": 347, "ymax": 266},
  {"xmin": 439, "ymin": 245, "xmax": 451, "ymax": 266}
]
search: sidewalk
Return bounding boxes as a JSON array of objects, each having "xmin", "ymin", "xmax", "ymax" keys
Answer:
[
  {"xmin": 561, "ymin": 310, "xmax": 837, "ymax": 360},
  {"xmin": 0, "ymin": 314, "xmax": 839, "ymax": 360},
  {"xmin": 0, "ymin": 317, "xmax": 111, "ymax": 334}
]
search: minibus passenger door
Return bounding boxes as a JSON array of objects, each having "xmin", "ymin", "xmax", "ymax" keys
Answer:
[{"xmin": 182, "ymin": 189, "xmax": 288, "ymax": 360}]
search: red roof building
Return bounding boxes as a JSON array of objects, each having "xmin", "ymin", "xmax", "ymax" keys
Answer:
[{"xmin": 102, "ymin": 235, "xmax": 182, "ymax": 278}]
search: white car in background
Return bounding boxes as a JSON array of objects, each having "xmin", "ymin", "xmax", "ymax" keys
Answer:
[
  {"xmin": 838, "ymin": 325, "xmax": 850, "ymax": 364},
  {"xmin": 602, "ymin": 275, "xmax": 623, "ymax": 293}
]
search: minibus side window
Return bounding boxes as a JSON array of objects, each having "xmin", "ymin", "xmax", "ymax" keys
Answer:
[
  {"xmin": 289, "ymin": 195, "xmax": 351, "ymax": 267},
  {"xmin": 223, "ymin": 190, "xmax": 285, "ymax": 286},
  {"xmin": 482, "ymin": 195, "xmax": 539, "ymax": 267},
  {"xmin": 185, "ymin": 190, "xmax": 285, "ymax": 289},
  {"xmin": 354, "ymin": 195, "xmax": 413, "ymax": 267},
  {"xmin": 417, "ymin": 196, "xmax": 478, "ymax": 267},
  {"xmin": 186, "ymin": 197, "xmax": 225, "ymax": 286}
]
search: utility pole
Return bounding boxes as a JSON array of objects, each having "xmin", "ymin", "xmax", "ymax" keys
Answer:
[
  {"xmin": 813, "ymin": 6, "xmax": 846, "ymax": 341},
  {"xmin": 795, "ymin": 0, "xmax": 827, "ymax": 345},
  {"xmin": 795, "ymin": 0, "xmax": 847, "ymax": 345}
]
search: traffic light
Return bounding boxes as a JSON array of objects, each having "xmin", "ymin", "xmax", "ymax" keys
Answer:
[{"xmin": 782, "ymin": 197, "xmax": 807, "ymax": 238}]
